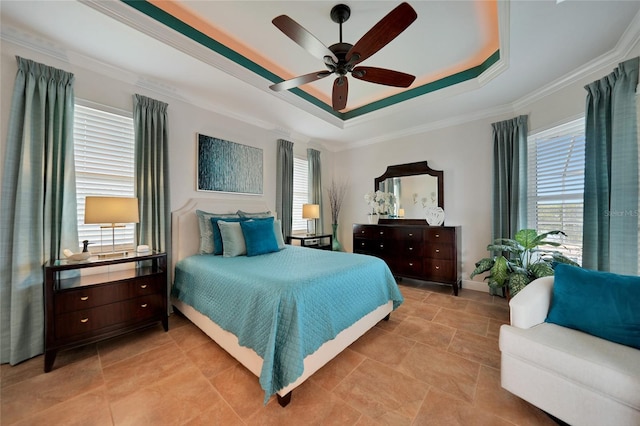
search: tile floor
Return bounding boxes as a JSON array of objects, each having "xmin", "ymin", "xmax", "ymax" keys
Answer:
[{"xmin": 1, "ymin": 281, "xmax": 558, "ymax": 425}]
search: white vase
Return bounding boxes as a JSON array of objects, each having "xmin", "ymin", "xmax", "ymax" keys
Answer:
[
  {"xmin": 425, "ymin": 206, "xmax": 445, "ymax": 226},
  {"xmin": 379, "ymin": 214, "xmax": 389, "ymax": 219},
  {"xmin": 367, "ymin": 214, "xmax": 379, "ymax": 224}
]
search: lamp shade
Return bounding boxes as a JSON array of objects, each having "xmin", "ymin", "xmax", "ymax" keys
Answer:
[
  {"xmin": 84, "ymin": 196, "xmax": 139, "ymax": 224},
  {"xmin": 302, "ymin": 203, "xmax": 320, "ymax": 219}
]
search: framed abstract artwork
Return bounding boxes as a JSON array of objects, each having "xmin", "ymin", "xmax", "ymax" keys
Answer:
[{"xmin": 197, "ymin": 134, "xmax": 263, "ymax": 195}]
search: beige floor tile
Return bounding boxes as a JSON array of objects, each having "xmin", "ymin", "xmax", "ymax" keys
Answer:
[
  {"xmin": 185, "ymin": 339, "xmax": 239, "ymax": 380},
  {"xmin": 97, "ymin": 324, "xmax": 172, "ymax": 368},
  {"xmin": 465, "ymin": 300, "xmax": 511, "ymax": 322},
  {"xmin": 394, "ymin": 316, "xmax": 456, "ymax": 350},
  {"xmin": 309, "ymin": 347, "xmax": 365, "ymax": 392},
  {"xmin": 397, "ymin": 283, "xmax": 430, "ymax": 301},
  {"xmin": 348, "ymin": 327, "xmax": 415, "ymax": 367},
  {"xmin": 397, "ymin": 342, "xmax": 480, "ymax": 403},
  {"xmin": 102, "ymin": 341, "xmax": 191, "ymax": 402},
  {"xmin": 458, "ymin": 288, "xmax": 495, "ymax": 303},
  {"xmin": 1, "ymin": 354, "xmax": 47, "ymax": 389},
  {"xmin": 334, "ymin": 359, "xmax": 429, "ymax": 422},
  {"xmin": 12, "ymin": 387, "xmax": 112, "ymax": 426},
  {"xmin": 414, "ymin": 387, "xmax": 514, "ymax": 426},
  {"xmin": 433, "ymin": 308, "xmax": 490, "ymax": 336},
  {"xmin": 424, "ymin": 292, "xmax": 470, "ymax": 311},
  {"xmin": 247, "ymin": 380, "xmax": 362, "ymax": 426},
  {"xmin": 110, "ymin": 364, "xmax": 224, "ymax": 425},
  {"xmin": 169, "ymin": 322, "xmax": 214, "ymax": 352},
  {"xmin": 392, "ymin": 297, "xmax": 441, "ymax": 322},
  {"xmin": 1, "ymin": 356, "xmax": 104, "ymax": 425},
  {"xmin": 448, "ymin": 330, "xmax": 502, "ymax": 369},
  {"xmin": 210, "ymin": 364, "xmax": 271, "ymax": 420},
  {"xmin": 488, "ymin": 318, "xmax": 509, "ymax": 340},
  {"xmin": 473, "ymin": 365, "xmax": 557, "ymax": 426}
]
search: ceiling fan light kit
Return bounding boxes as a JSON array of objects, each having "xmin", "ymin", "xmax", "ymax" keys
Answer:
[{"xmin": 270, "ymin": 2, "xmax": 418, "ymax": 111}]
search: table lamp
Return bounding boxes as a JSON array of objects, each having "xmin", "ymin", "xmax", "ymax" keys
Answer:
[
  {"xmin": 302, "ymin": 203, "xmax": 320, "ymax": 235},
  {"xmin": 84, "ymin": 196, "xmax": 139, "ymax": 258}
]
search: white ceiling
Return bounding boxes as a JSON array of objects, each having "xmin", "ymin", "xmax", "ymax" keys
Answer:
[{"xmin": 1, "ymin": 1, "xmax": 639, "ymax": 151}]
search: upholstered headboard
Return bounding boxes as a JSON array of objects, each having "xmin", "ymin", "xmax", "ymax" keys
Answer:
[{"xmin": 171, "ymin": 197, "xmax": 273, "ymax": 280}]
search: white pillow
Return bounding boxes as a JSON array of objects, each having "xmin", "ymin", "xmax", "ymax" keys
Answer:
[{"xmin": 217, "ymin": 220, "xmax": 247, "ymax": 257}]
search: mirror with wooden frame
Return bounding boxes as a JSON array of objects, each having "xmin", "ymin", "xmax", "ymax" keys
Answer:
[{"xmin": 374, "ymin": 161, "xmax": 444, "ymax": 219}]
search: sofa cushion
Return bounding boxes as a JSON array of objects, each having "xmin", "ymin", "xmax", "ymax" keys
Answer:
[
  {"xmin": 546, "ymin": 264, "xmax": 640, "ymax": 349},
  {"xmin": 500, "ymin": 322, "xmax": 640, "ymax": 410}
]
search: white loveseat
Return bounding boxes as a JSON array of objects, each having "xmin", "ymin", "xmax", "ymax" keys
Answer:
[{"xmin": 499, "ymin": 276, "xmax": 640, "ymax": 426}]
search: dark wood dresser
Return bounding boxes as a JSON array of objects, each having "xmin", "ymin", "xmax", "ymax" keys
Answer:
[
  {"xmin": 44, "ymin": 251, "xmax": 168, "ymax": 372},
  {"xmin": 353, "ymin": 220, "xmax": 462, "ymax": 295}
]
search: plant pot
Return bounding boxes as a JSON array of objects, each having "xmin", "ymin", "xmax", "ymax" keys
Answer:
[{"xmin": 367, "ymin": 214, "xmax": 379, "ymax": 224}]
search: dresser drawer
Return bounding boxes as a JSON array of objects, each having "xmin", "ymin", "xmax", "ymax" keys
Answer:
[
  {"xmin": 424, "ymin": 243, "xmax": 454, "ymax": 260},
  {"xmin": 424, "ymin": 259, "xmax": 457, "ymax": 281},
  {"xmin": 55, "ymin": 276, "xmax": 162, "ymax": 314},
  {"xmin": 395, "ymin": 258, "xmax": 424, "ymax": 276},
  {"xmin": 400, "ymin": 241, "xmax": 423, "ymax": 257},
  {"xmin": 424, "ymin": 227, "xmax": 455, "ymax": 243},
  {"xmin": 353, "ymin": 224, "xmax": 383, "ymax": 239},
  {"xmin": 55, "ymin": 294, "xmax": 162, "ymax": 339},
  {"xmin": 391, "ymin": 226, "xmax": 424, "ymax": 242}
]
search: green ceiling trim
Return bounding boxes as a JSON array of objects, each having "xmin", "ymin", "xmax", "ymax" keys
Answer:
[{"xmin": 121, "ymin": 1, "xmax": 499, "ymax": 122}]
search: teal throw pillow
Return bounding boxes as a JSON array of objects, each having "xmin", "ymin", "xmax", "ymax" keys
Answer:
[
  {"xmin": 546, "ymin": 264, "xmax": 640, "ymax": 349},
  {"xmin": 240, "ymin": 217, "xmax": 279, "ymax": 256},
  {"xmin": 210, "ymin": 217, "xmax": 246, "ymax": 255}
]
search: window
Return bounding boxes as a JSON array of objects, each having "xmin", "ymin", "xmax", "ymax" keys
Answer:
[
  {"xmin": 73, "ymin": 103, "xmax": 135, "ymax": 250},
  {"xmin": 292, "ymin": 156, "xmax": 309, "ymax": 233},
  {"xmin": 527, "ymin": 118, "xmax": 585, "ymax": 265}
]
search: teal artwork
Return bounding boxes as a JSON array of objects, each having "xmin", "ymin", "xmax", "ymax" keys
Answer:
[{"xmin": 197, "ymin": 134, "xmax": 263, "ymax": 194}]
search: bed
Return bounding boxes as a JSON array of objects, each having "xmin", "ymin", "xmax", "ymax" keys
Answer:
[{"xmin": 170, "ymin": 198, "xmax": 403, "ymax": 406}]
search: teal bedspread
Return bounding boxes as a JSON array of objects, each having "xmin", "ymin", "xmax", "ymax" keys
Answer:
[{"xmin": 171, "ymin": 245, "xmax": 403, "ymax": 402}]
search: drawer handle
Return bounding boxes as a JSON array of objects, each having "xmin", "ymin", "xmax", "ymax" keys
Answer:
[
  {"xmin": 435, "ymin": 249, "xmax": 440, "ymax": 253},
  {"xmin": 80, "ymin": 318, "xmax": 89, "ymax": 323},
  {"xmin": 435, "ymin": 234, "xmax": 440, "ymax": 238},
  {"xmin": 361, "ymin": 230, "xmax": 365, "ymax": 234},
  {"xmin": 409, "ymin": 262, "xmax": 413, "ymax": 266},
  {"xmin": 361, "ymin": 242, "xmax": 365, "ymax": 246},
  {"xmin": 80, "ymin": 296, "xmax": 89, "ymax": 301},
  {"xmin": 379, "ymin": 244, "xmax": 384, "ymax": 248},
  {"xmin": 379, "ymin": 231, "xmax": 384, "ymax": 235},
  {"xmin": 140, "ymin": 284, "xmax": 148, "ymax": 289},
  {"xmin": 409, "ymin": 247, "xmax": 413, "ymax": 251},
  {"xmin": 141, "ymin": 303, "xmax": 148, "ymax": 308},
  {"xmin": 408, "ymin": 233, "xmax": 413, "ymax": 237},
  {"xmin": 435, "ymin": 266, "xmax": 440, "ymax": 270}
]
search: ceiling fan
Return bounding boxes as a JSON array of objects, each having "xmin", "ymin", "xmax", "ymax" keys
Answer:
[{"xmin": 269, "ymin": 2, "xmax": 418, "ymax": 111}]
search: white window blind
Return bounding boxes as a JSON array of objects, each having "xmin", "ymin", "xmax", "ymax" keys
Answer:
[
  {"xmin": 527, "ymin": 118, "xmax": 585, "ymax": 265},
  {"xmin": 74, "ymin": 103, "xmax": 135, "ymax": 250},
  {"xmin": 292, "ymin": 157, "xmax": 309, "ymax": 233}
]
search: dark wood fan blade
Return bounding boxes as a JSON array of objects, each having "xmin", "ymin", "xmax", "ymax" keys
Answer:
[
  {"xmin": 346, "ymin": 3, "xmax": 417, "ymax": 65},
  {"xmin": 351, "ymin": 66, "xmax": 415, "ymax": 87},
  {"xmin": 273, "ymin": 15, "xmax": 338, "ymax": 63},
  {"xmin": 270, "ymin": 71, "xmax": 332, "ymax": 91},
  {"xmin": 332, "ymin": 76, "xmax": 348, "ymax": 111}
]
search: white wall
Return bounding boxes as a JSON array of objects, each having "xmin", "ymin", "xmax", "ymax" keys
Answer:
[
  {"xmin": 332, "ymin": 44, "xmax": 640, "ymax": 292},
  {"xmin": 0, "ymin": 40, "xmax": 331, "ymax": 218}
]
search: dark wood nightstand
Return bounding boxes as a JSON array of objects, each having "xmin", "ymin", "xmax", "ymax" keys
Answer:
[
  {"xmin": 287, "ymin": 234, "xmax": 333, "ymax": 250},
  {"xmin": 43, "ymin": 251, "xmax": 168, "ymax": 372}
]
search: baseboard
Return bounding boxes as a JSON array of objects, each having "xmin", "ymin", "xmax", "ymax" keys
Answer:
[{"xmin": 461, "ymin": 279, "xmax": 490, "ymax": 293}]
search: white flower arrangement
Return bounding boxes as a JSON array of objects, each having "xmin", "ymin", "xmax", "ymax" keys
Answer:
[{"xmin": 364, "ymin": 190, "xmax": 395, "ymax": 215}]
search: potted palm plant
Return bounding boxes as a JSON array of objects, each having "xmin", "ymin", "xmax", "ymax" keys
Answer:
[{"xmin": 470, "ymin": 229, "xmax": 580, "ymax": 298}]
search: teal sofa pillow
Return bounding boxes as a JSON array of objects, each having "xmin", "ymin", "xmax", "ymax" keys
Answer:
[
  {"xmin": 240, "ymin": 217, "xmax": 279, "ymax": 256},
  {"xmin": 546, "ymin": 264, "xmax": 640, "ymax": 349}
]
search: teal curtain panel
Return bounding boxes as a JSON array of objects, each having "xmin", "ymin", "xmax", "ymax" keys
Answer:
[
  {"xmin": 133, "ymin": 94, "xmax": 171, "ymax": 288},
  {"xmin": 583, "ymin": 57, "xmax": 639, "ymax": 274},
  {"xmin": 276, "ymin": 139, "xmax": 294, "ymax": 241},
  {"xmin": 0, "ymin": 57, "xmax": 78, "ymax": 364},
  {"xmin": 492, "ymin": 115, "xmax": 528, "ymax": 241},
  {"xmin": 307, "ymin": 148, "xmax": 324, "ymax": 234}
]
